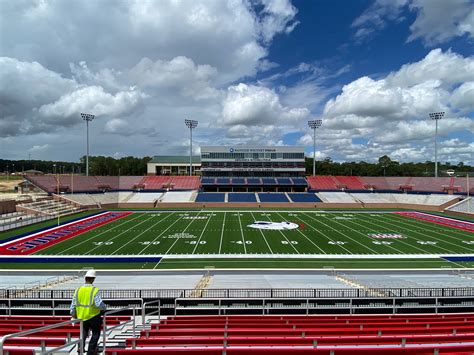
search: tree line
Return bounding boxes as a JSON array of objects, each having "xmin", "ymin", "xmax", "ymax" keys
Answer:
[{"xmin": 0, "ymin": 155, "xmax": 471, "ymax": 177}]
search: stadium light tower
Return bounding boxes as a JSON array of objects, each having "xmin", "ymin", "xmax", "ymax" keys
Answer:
[
  {"xmin": 185, "ymin": 119, "xmax": 198, "ymax": 176},
  {"xmin": 308, "ymin": 119, "xmax": 323, "ymax": 176},
  {"xmin": 429, "ymin": 112, "xmax": 445, "ymax": 178},
  {"xmin": 81, "ymin": 113, "xmax": 95, "ymax": 176}
]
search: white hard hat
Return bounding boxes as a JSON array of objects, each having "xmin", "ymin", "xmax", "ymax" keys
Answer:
[{"xmin": 85, "ymin": 269, "xmax": 97, "ymax": 278}]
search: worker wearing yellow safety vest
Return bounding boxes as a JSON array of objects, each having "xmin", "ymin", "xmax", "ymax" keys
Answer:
[{"xmin": 70, "ymin": 269, "xmax": 107, "ymax": 355}]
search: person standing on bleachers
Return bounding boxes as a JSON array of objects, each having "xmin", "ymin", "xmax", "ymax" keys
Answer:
[{"xmin": 70, "ymin": 269, "xmax": 107, "ymax": 355}]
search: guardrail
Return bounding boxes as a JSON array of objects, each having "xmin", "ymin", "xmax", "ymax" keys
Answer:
[
  {"xmin": 102, "ymin": 305, "xmax": 138, "ymax": 354},
  {"xmin": 0, "ymin": 318, "xmax": 84, "ymax": 355},
  {"xmin": 3, "ymin": 287, "xmax": 474, "ymax": 300},
  {"xmin": 141, "ymin": 299, "xmax": 161, "ymax": 328}
]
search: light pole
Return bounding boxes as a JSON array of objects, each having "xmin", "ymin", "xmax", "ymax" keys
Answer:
[
  {"xmin": 308, "ymin": 119, "xmax": 323, "ymax": 176},
  {"xmin": 185, "ymin": 119, "xmax": 198, "ymax": 176},
  {"xmin": 429, "ymin": 112, "xmax": 445, "ymax": 178},
  {"xmin": 81, "ymin": 113, "xmax": 95, "ymax": 176},
  {"xmin": 53, "ymin": 163, "xmax": 56, "ymax": 175}
]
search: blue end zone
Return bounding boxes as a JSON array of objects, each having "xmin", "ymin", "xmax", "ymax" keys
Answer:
[
  {"xmin": 442, "ymin": 256, "xmax": 474, "ymax": 262},
  {"xmin": 0, "ymin": 256, "xmax": 162, "ymax": 263}
]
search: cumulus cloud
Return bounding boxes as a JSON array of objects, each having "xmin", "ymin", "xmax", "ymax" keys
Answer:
[
  {"xmin": 1, "ymin": 0, "xmax": 298, "ymax": 83},
  {"xmin": 353, "ymin": 0, "xmax": 474, "ymax": 45},
  {"xmin": 221, "ymin": 83, "xmax": 310, "ymax": 126},
  {"xmin": 314, "ymin": 49, "xmax": 474, "ymax": 163}
]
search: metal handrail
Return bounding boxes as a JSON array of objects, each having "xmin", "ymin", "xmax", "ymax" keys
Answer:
[
  {"xmin": 141, "ymin": 299, "xmax": 161, "ymax": 328},
  {"xmin": 0, "ymin": 318, "xmax": 83, "ymax": 355},
  {"xmin": 102, "ymin": 305, "xmax": 137, "ymax": 354}
]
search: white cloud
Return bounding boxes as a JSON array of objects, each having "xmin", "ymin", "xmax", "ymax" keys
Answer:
[
  {"xmin": 353, "ymin": 0, "xmax": 474, "ymax": 45},
  {"xmin": 407, "ymin": 0, "xmax": 474, "ymax": 45},
  {"xmin": 451, "ymin": 82, "xmax": 474, "ymax": 112},
  {"xmin": 128, "ymin": 56, "xmax": 219, "ymax": 100},
  {"xmin": 1, "ymin": 0, "xmax": 298, "ymax": 83},
  {"xmin": 38, "ymin": 86, "xmax": 147, "ymax": 122},
  {"xmin": 221, "ymin": 83, "xmax": 310, "ymax": 126}
]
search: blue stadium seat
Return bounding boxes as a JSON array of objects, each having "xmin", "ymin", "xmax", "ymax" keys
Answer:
[
  {"xmin": 262, "ymin": 178, "xmax": 277, "ymax": 185},
  {"xmin": 291, "ymin": 177, "xmax": 308, "ymax": 186},
  {"xmin": 258, "ymin": 193, "xmax": 289, "ymax": 202},
  {"xmin": 231, "ymin": 178, "xmax": 246, "ymax": 185},
  {"xmin": 216, "ymin": 178, "xmax": 230, "ymax": 185},
  {"xmin": 195, "ymin": 193, "xmax": 226, "ymax": 202},
  {"xmin": 228, "ymin": 193, "xmax": 257, "ymax": 202},
  {"xmin": 247, "ymin": 178, "xmax": 262, "ymax": 185},
  {"xmin": 288, "ymin": 193, "xmax": 322, "ymax": 202},
  {"xmin": 276, "ymin": 178, "xmax": 292, "ymax": 185},
  {"xmin": 201, "ymin": 178, "xmax": 215, "ymax": 185}
]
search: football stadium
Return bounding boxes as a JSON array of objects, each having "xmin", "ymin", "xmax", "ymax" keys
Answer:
[
  {"xmin": 1, "ymin": 0, "xmax": 474, "ymax": 354},
  {"xmin": 1, "ymin": 146, "xmax": 473, "ymax": 354}
]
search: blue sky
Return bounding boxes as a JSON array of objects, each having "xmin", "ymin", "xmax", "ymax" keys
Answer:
[{"xmin": 1, "ymin": 0, "xmax": 473, "ymax": 164}]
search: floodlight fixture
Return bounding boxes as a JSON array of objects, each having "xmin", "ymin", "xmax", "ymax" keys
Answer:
[
  {"xmin": 308, "ymin": 119, "xmax": 323, "ymax": 176},
  {"xmin": 81, "ymin": 113, "xmax": 95, "ymax": 176},
  {"xmin": 428, "ymin": 111, "xmax": 445, "ymax": 178},
  {"xmin": 185, "ymin": 119, "xmax": 198, "ymax": 176}
]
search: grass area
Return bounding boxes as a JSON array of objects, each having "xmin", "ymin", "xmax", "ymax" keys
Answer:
[
  {"xmin": 35, "ymin": 210, "xmax": 473, "ymax": 257},
  {"xmin": 0, "ymin": 175, "xmax": 23, "ymax": 181},
  {"xmin": 0, "ymin": 210, "xmax": 100, "ymax": 240},
  {"xmin": 0, "ymin": 262, "xmax": 151, "ymax": 270}
]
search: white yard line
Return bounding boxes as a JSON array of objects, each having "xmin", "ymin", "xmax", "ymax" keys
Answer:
[
  {"xmin": 263, "ymin": 212, "xmax": 299, "ymax": 254},
  {"xmin": 249, "ymin": 211, "xmax": 274, "ymax": 254},
  {"xmin": 236, "ymin": 212, "xmax": 248, "ymax": 254},
  {"xmin": 290, "ymin": 213, "xmax": 352, "ymax": 254},
  {"xmin": 378, "ymin": 214, "xmax": 474, "ymax": 253},
  {"xmin": 218, "ymin": 212, "xmax": 226, "ymax": 254},
  {"xmin": 57, "ymin": 213, "xmax": 143, "ymax": 254},
  {"xmin": 164, "ymin": 211, "xmax": 204, "ymax": 255},
  {"xmin": 85, "ymin": 214, "xmax": 155, "ymax": 255},
  {"xmin": 303, "ymin": 212, "xmax": 378, "ymax": 254},
  {"xmin": 276, "ymin": 212, "xmax": 326, "ymax": 254},
  {"xmin": 137, "ymin": 213, "xmax": 184, "ymax": 254},
  {"xmin": 343, "ymin": 214, "xmax": 430, "ymax": 255},
  {"xmin": 192, "ymin": 212, "xmax": 214, "ymax": 254},
  {"xmin": 111, "ymin": 214, "xmax": 171, "ymax": 255}
]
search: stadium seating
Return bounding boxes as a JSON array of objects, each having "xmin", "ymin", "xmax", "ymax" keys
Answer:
[
  {"xmin": 228, "ymin": 193, "xmax": 257, "ymax": 202},
  {"xmin": 216, "ymin": 178, "xmax": 231, "ymax": 185},
  {"xmin": 201, "ymin": 177, "xmax": 215, "ymax": 185},
  {"xmin": 275, "ymin": 178, "xmax": 292, "ymax": 185},
  {"xmin": 291, "ymin": 177, "xmax": 308, "ymax": 186},
  {"xmin": 257, "ymin": 193, "xmax": 289, "ymax": 203},
  {"xmin": 195, "ymin": 193, "xmax": 226, "ymax": 202},
  {"xmin": 246, "ymin": 178, "xmax": 262, "ymax": 185},
  {"xmin": 159, "ymin": 191, "xmax": 196, "ymax": 203},
  {"xmin": 261, "ymin": 178, "xmax": 277, "ymax": 185},
  {"xmin": 0, "ymin": 315, "xmax": 129, "ymax": 353},
  {"xmin": 231, "ymin": 178, "xmax": 246, "ymax": 185},
  {"xmin": 127, "ymin": 192, "xmax": 163, "ymax": 203},
  {"xmin": 307, "ymin": 176, "xmax": 338, "ymax": 190},
  {"xmin": 103, "ymin": 314, "xmax": 474, "ymax": 354},
  {"xmin": 316, "ymin": 192, "xmax": 358, "ymax": 203},
  {"xmin": 140, "ymin": 176, "xmax": 200, "ymax": 190},
  {"xmin": 333, "ymin": 176, "xmax": 365, "ymax": 190},
  {"xmin": 287, "ymin": 193, "xmax": 322, "ymax": 203}
]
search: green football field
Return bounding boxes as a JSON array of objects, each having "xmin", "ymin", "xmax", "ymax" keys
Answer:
[{"xmin": 36, "ymin": 210, "xmax": 474, "ymax": 258}]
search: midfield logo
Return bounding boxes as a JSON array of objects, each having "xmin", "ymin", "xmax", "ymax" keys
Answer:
[{"xmin": 368, "ymin": 233, "xmax": 406, "ymax": 239}]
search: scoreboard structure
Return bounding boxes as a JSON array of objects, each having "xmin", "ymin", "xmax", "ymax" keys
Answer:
[{"xmin": 200, "ymin": 146, "xmax": 305, "ymax": 177}]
